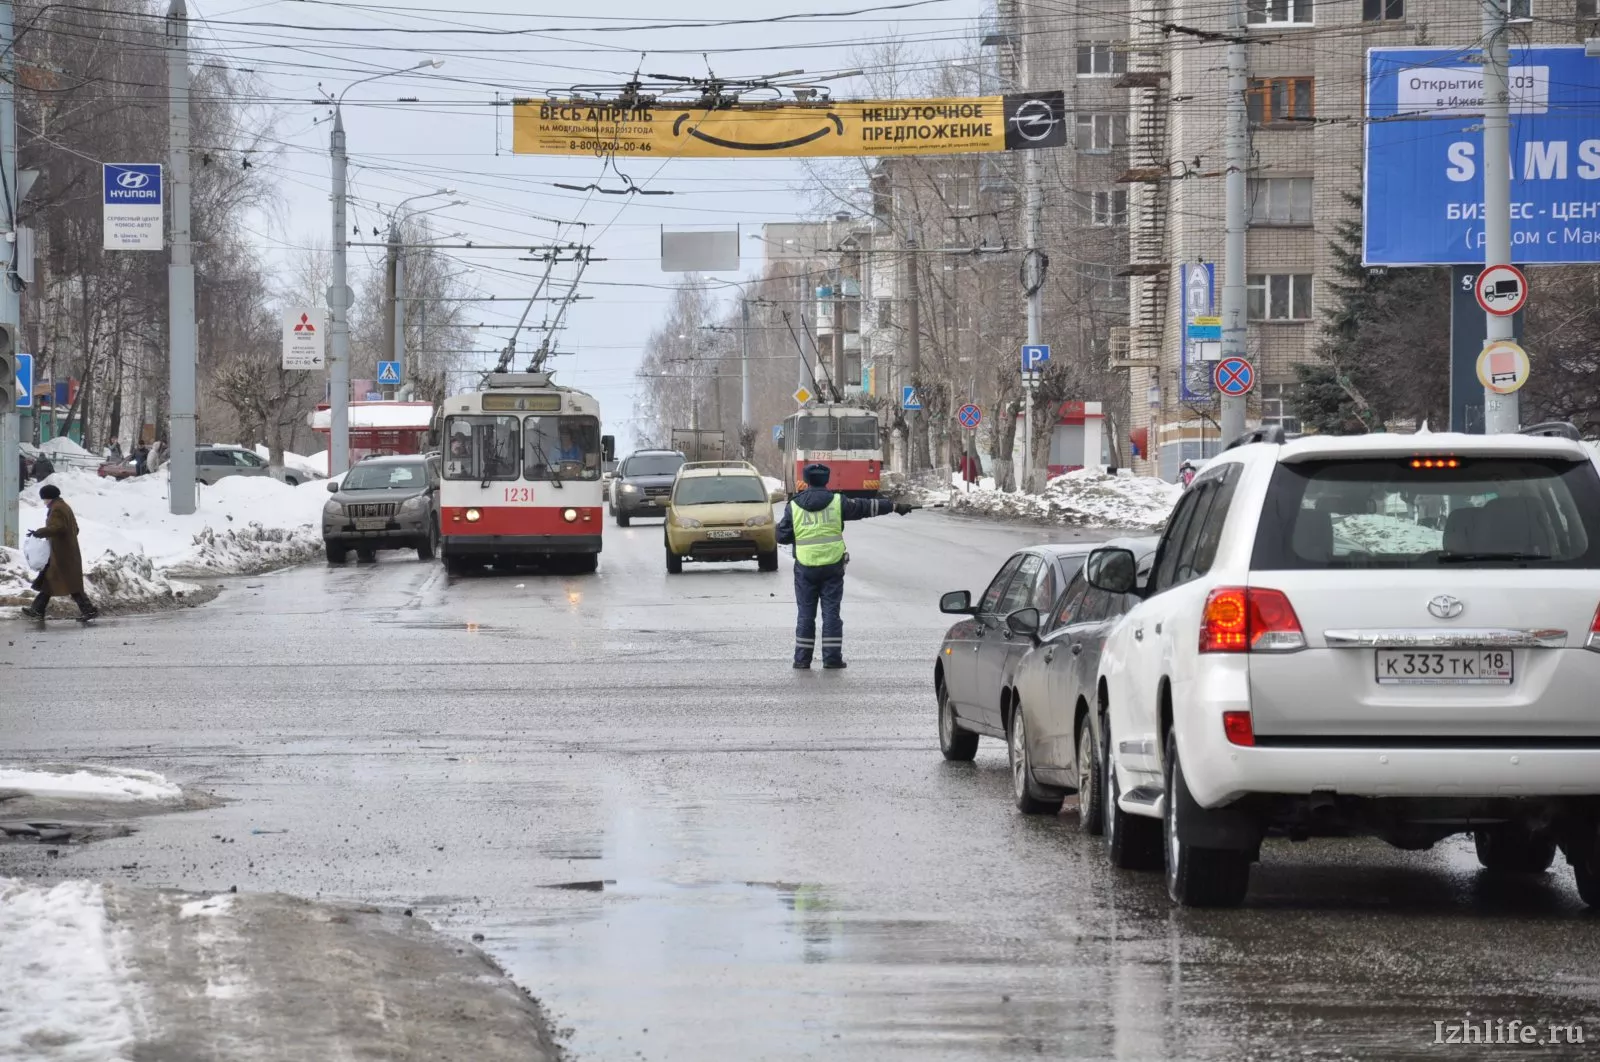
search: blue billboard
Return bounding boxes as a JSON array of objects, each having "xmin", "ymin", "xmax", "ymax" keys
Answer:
[
  {"xmin": 1366, "ymin": 46, "xmax": 1600, "ymax": 266},
  {"xmin": 1177, "ymin": 262, "xmax": 1216, "ymax": 401}
]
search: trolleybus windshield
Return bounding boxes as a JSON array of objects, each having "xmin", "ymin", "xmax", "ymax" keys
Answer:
[
  {"xmin": 444, "ymin": 415, "xmax": 520, "ymax": 480},
  {"xmin": 838, "ymin": 416, "xmax": 878, "ymax": 450},
  {"xmin": 524, "ymin": 415, "xmax": 602, "ymax": 481}
]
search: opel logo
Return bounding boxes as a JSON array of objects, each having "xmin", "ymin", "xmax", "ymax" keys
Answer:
[
  {"xmin": 116, "ymin": 170, "xmax": 151, "ymax": 189},
  {"xmin": 1427, "ymin": 594, "xmax": 1464, "ymax": 620},
  {"xmin": 1009, "ymin": 99, "xmax": 1059, "ymax": 142}
]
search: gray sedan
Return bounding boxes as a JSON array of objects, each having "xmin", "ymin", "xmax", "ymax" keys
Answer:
[
  {"xmin": 1003, "ymin": 537, "xmax": 1159, "ymax": 827},
  {"xmin": 322, "ymin": 455, "xmax": 439, "ymax": 564}
]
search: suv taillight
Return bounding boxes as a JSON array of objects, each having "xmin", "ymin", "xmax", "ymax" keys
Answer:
[
  {"xmin": 1587, "ymin": 605, "xmax": 1600, "ymax": 652},
  {"xmin": 1200, "ymin": 587, "xmax": 1306, "ymax": 653}
]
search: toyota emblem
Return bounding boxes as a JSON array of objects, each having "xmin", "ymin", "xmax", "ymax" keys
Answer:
[{"xmin": 1427, "ymin": 594, "xmax": 1464, "ymax": 620}]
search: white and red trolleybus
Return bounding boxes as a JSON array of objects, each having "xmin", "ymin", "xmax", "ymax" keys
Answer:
[
  {"xmin": 780, "ymin": 404, "xmax": 883, "ymax": 497},
  {"xmin": 437, "ymin": 372, "xmax": 614, "ymax": 573}
]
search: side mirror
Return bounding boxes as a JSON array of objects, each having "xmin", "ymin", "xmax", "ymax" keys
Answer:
[
  {"xmin": 601, "ymin": 434, "xmax": 616, "ymax": 462},
  {"xmin": 939, "ymin": 590, "xmax": 975, "ymax": 615},
  {"xmin": 1006, "ymin": 607, "xmax": 1041, "ymax": 641},
  {"xmin": 1086, "ymin": 547, "xmax": 1139, "ymax": 596},
  {"xmin": 326, "ymin": 481, "xmax": 340, "ymax": 493},
  {"xmin": 769, "ymin": 488, "xmax": 786, "ymax": 504}
]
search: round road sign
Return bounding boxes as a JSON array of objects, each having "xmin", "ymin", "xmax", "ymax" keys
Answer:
[
  {"xmin": 1476, "ymin": 339, "xmax": 1531, "ymax": 395},
  {"xmin": 1474, "ymin": 264, "xmax": 1528, "ymax": 317},
  {"xmin": 957, "ymin": 403, "xmax": 982, "ymax": 429},
  {"xmin": 1213, "ymin": 356, "xmax": 1256, "ymax": 397}
]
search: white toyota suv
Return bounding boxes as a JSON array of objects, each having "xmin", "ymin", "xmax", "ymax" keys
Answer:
[{"xmin": 1086, "ymin": 423, "xmax": 1600, "ymax": 908}]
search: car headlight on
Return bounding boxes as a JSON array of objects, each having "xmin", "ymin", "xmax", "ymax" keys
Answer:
[
  {"xmin": 562, "ymin": 508, "xmax": 578, "ymax": 523},
  {"xmin": 744, "ymin": 513, "xmax": 772, "ymax": 527},
  {"xmin": 620, "ymin": 483, "xmax": 640, "ymax": 494},
  {"xmin": 399, "ymin": 495, "xmax": 428, "ymax": 513},
  {"xmin": 465, "ymin": 508, "xmax": 481, "ymax": 522},
  {"xmin": 323, "ymin": 499, "xmax": 342, "ymax": 515},
  {"xmin": 675, "ymin": 514, "xmax": 702, "ymax": 529}
]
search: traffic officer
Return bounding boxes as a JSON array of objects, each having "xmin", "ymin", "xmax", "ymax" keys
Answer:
[{"xmin": 776, "ymin": 462, "xmax": 914, "ymax": 669}]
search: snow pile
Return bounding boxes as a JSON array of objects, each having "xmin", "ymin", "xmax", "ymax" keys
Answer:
[
  {"xmin": 1333, "ymin": 514, "xmax": 1442, "ymax": 555},
  {"xmin": 950, "ymin": 469, "xmax": 1181, "ymax": 530},
  {"xmin": 0, "ymin": 764, "xmax": 183, "ymax": 803},
  {"xmin": 0, "ymin": 879, "xmax": 138, "ymax": 1062},
  {"xmin": 39, "ymin": 435, "xmax": 95, "ymax": 459},
  {"xmin": 1, "ymin": 467, "xmax": 327, "ymax": 610}
]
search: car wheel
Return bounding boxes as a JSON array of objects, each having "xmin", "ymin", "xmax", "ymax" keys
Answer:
[
  {"xmin": 324, "ymin": 540, "xmax": 348, "ymax": 565},
  {"xmin": 1105, "ymin": 714, "xmax": 1162, "ymax": 871},
  {"xmin": 665, "ymin": 541, "xmax": 683, "ymax": 574},
  {"xmin": 937, "ymin": 680, "xmax": 978, "ymax": 762},
  {"xmin": 1572, "ymin": 846, "xmax": 1600, "ymax": 907},
  {"xmin": 1164, "ymin": 731, "xmax": 1251, "ymax": 906},
  {"xmin": 1076, "ymin": 712, "xmax": 1106, "ymax": 836},
  {"xmin": 416, "ymin": 524, "xmax": 438, "ymax": 561},
  {"xmin": 1474, "ymin": 825, "xmax": 1557, "ymax": 874},
  {"xmin": 757, "ymin": 549, "xmax": 779, "ymax": 572},
  {"xmin": 572, "ymin": 552, "xmax": 599, "ymax": 574},
  {"xmin": 285, "ymin": 476, "xmax": 300, "ymax": 487},
  {"xmin": 617, "ymin": 512, "xmax": 631, "ymax": 528},
  {"xmin": 1008, "ymin": 704, "xmax": 1063, "ymax": 815}
]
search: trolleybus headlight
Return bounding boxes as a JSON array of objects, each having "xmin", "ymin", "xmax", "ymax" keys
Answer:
[
  {"xmin": 465, "ymin": 508, "xmax": 482, "ymax": 522},
  {"xmin": 562, "ymin": 508, "xmax": 578, "ymax": 522}
]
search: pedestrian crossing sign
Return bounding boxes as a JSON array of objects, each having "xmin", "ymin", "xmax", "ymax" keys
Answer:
[
  {"xmin": 376, "ymin": 361, "xmax": 402, "ymax": 385},
  {"xmin": 901, "ymin": 385, "xmax": 922, "ymax": 411}
]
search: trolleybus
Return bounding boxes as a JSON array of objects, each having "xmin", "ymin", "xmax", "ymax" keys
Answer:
[
  {"xmin": 779, "ymin": 404, "xmax": 884, "ymax": 497},
  {"xmin": 437, "ymin": 372, "xmax": 613, "ymax": 573}
]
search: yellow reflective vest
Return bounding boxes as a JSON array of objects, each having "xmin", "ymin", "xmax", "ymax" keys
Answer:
[{"xmin": 790, "ymin": 495, "xmax": 846, "ymax": 567}]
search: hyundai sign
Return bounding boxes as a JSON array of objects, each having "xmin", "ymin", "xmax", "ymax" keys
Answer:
[
  {"xmin": 1365, "ymin": 46, "xmax": 1600, "ymax": 266},
  {"xmin": 102, "ymin": 163, "xmax": 163, "ymax": 251}
]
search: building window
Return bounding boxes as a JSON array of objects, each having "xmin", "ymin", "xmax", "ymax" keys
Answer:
[
  {"xmin": 1362, "ymin": 0, "xmax": 1403, "ymax": 19},
  {"xmin": 1247, "ymin": 273, "xmax": 1314, "ymax": 321},
  {"xmin": 1260, "ymin": 383, "xmax": 1302, "ymax": 437},
  {"xmin": 1075, "ymin": 113, "xmax": 1126, "ymax": 153},
  {"xmin": 1076, "ymin": 41, "xmax": 1126, "ymax": 77},
  {"xmin": 1079, "ymin": 263, "xmax": 1128, "ymax": 301},
  {"xmin": 1091, "ymin": 189, "xmax": 1128, "ymax": 226},
  {"xmin": 1248, "ymin": 177, "xmax": 1313, "ymax": 226},
  {"xmin": 1247, "ymin": 77, "xmax": 1314, "ymax": 127},
  {"xmin": 937, "ymin": 173, "xmax": 975, "ymax": 210},
  {"xmin": 1580, "ymin": 0, "xmax": 1595, "ymax": 16},
  {"xmin": 1510, "ymin": 0, "xmax": 1530, "ymax": 17},
  {"xmin": 1247, "ymin": 0, "xmax": 1313, "ymax": 24}
]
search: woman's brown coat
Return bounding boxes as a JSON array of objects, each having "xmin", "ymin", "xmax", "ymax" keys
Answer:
[{"xmin": 30, "ymin": 498, "xmax": 85, "ymax": 596}]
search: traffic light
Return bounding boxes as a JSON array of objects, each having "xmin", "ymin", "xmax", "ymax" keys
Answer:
[{"xmin": 0, "ymin": 322, "xmax": 14, "ymax": 411}]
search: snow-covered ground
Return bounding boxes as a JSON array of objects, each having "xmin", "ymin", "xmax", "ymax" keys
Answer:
[
  {"xmin": 0, "ymin": 764, "xmax": 184, "ymax": 803},
  {"xmin": 1, "ymin": 467, "xmax": 328, "ymax": 612},
  {"xmin": 251, "ymin": 445, "xmax": 325, "ymax": 482},
  {"xmin": 947, "ymin": 469, "xmax": 1182, "ymax": 531}
]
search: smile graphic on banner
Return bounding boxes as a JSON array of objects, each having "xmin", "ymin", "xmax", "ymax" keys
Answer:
[{"xmin": 513, "ymin": 92, "xmax": 1067, "ymax": 159}]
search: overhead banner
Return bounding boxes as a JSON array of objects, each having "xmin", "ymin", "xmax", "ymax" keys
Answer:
[
  {"xmin": 514, "ymin": 92, "xmax": 1067, "ymax": 159},
  {"xmin": 102, "ymin": 163, "xmax": 163, "ymax": 251},
  {"xmin": 1365, "ymin": 46, "xmax": 1600, "ymax": 265}
]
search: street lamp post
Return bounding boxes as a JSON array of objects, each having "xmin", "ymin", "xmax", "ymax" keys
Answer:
[
  {"xmin": 386, "ymin": 191, "xmax": 461, "ymax": 399},
  {"xmin": 328, "ymin": 59, "xmax": 441, "ymax": 474}
]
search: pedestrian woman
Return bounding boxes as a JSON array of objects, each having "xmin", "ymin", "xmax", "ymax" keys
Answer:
[{"xmin": 21, "ymin": 484, "xmax": 98, "ymax": 620}]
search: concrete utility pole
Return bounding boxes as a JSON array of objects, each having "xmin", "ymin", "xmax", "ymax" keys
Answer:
[
  {"xmin": 1021, "ymin": 44, "xmax": 1044, "ymax": 491},
  {"xmin": 831, "ymin": 277, "xmax": 846, "ymax": 398},
  {"xmin": 0, "ymin": 0, "xmax": 18, "ymax": 546},
  {"xmin": 1481, "ymin": 0, "xmax": 1518, "ymax": 433},
  {"xmin": 391, "ymin": 242, "xmax": 405, "ymax": 398},
  {"xmin": 739, "ymin": 297, "xmax": 751, "ymax": 445},
  {"xmin": 904, "ymin": 237, "xmax": 923, "ymax": 473},
  {"xmin": 166, "ymin": 0, "xmax": 197, "ymax": 514},
  {"xmin": 382, "ymin": 224, "xmax": 398, "ymax": 400},
  {"xmin": 1219, "ymin": 0, "xmax": 1249, "ymax": 445}
]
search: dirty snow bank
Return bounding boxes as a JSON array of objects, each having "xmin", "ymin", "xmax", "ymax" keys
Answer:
[
  {"xmin": 0, "ymin": 879, "xmax": 139, "ymax": 1062},
  {"xmin": 949, "ymin": 469, "xmax": 1181, "ymax": 530},
  {"xmin": 1, "ymin": 468, "xmax": 327, "ymax": 612},
  {"xmin": 0, "ymin": 764, "xmax": 183, "ymax": 803}
]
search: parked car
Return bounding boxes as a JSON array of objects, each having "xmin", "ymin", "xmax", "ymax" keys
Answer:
[
  {"xmin": 663, "ymin": 460, "xmax": 783, "ymax": 573},
  {"xmin": 97, "ymin": 457, "xmax": 139, "ymax": 480},
  {"xmin": 322, "ymin": 454, "xmax": 440, "ymax": 564},
  {"xmin": 1004, "ymin": 537, "xmax": 1159, "ymax": 825},
  {"xmin": 195, "ymin": 444, "xmax": 308, "ymax": 486},
  {"xmin": 934, "ymin": 544, "xmax": 1099, "ymax": 762},
  {"xmin": 1090, "ymin": 422, "xmax": 1600, "ymax": 908},
  {"xmin": 610, "ymin": 448, "xmax": 686, "ymax": 526}
]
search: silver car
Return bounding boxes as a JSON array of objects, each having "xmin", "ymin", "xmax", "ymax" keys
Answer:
[
  {"xmin": 195, "ymin": 445, "xmax": 309, "ymax": 486},
  {"xmin": 322, "ymin": 454, "xmax": 440, "ymax": 564}
]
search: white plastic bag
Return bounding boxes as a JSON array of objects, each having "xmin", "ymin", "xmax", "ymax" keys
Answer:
[{"xmin": 22, "ymin": 535, "xmax": 51, "ymax": 572}]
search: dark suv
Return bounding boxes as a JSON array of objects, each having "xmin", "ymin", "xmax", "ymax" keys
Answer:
[
  {"xmin": 609, "ymin": 449, "xmax": 685, "ymax": 526},
  {"xmin": 322, "ymin": 454, "xmax": 440, "ymax": 563}
]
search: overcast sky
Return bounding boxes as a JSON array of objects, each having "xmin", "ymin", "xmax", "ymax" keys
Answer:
[{"xmin": 200, "ymin": 0, "xmax": 986, "ymax": 448}]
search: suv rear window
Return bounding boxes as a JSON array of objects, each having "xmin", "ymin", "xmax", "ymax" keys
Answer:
[{"xmin": 1251, "ymin": 457, "xmax": 1600, "ymax": 569}]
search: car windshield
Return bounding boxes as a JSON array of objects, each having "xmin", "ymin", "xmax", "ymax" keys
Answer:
[
  {"xmin": 343, "ymin": 462, "xmax": 424, "ymax": 490},
  {"xmin": 625, "ymin": 454, "xmax": 684, "ymax": 477},
  {"xmin": 524, "ymin": 415, "xmax": 601, "ymax": 482},
  {"xmin": 675, "ymin": 476, "xmax": 768, "ymax": 506},
  {"xmin": 1251, "ymin": 457, "xmax": 1600, "ymax": 569},
  {"xmin": 443, "ymin": 415, "xmax": 520, "ymax": 481}
]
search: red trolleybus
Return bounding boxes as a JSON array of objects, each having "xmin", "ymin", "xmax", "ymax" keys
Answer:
[
  {"xmin": 437, "ymin": 372, "xmax": 613, "ymax": 573},
  {"xmin": 780, "ymin": 404, "xmax": 884, "ymax": 497}
]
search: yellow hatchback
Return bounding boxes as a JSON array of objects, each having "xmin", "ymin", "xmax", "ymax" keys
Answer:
[{"xmin": 664, "ymin": 461, "xmax": 784, "ymax": 574}]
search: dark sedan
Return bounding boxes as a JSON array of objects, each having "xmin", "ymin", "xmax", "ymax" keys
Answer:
[
  {"xmin": 609, "ymin": 449, "xmax": 685, "ymax": 526},
  {"xmin": 934, "ymin": 544, "xmax": 1098, "ymax": 764},
  {"xmin": 1004, "ymin": 537, "xmax": 1159, "ymax": 824}
]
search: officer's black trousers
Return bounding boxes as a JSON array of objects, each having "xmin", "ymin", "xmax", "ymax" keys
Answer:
[{"xmin": 793, "ymin": 561, "xmax": 845, "ymax": 665}]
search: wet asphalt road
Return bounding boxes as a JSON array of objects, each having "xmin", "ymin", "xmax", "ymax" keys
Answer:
[{"xmin": 4, "ymin": 508, "xmax": 1600, "ymax": 1061}]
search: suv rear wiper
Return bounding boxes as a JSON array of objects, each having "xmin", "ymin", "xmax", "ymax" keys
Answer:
[{"xmin": 1438, "ymin": 550, "xmax": 1552, "ymax": 563}]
